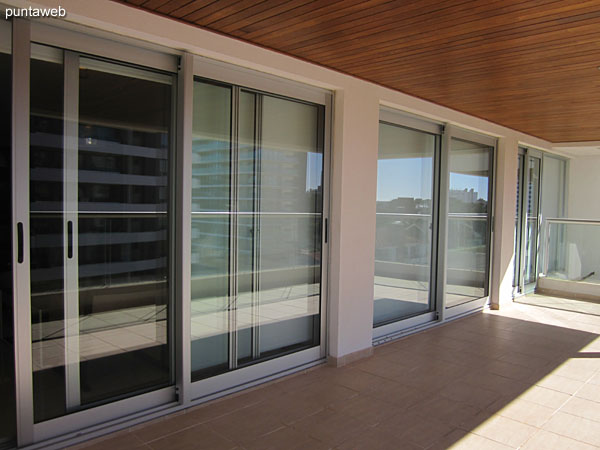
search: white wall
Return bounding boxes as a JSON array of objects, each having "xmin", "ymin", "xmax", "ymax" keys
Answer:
[
  {"xmin": 568, "ymin": 156, "xmax": 600, "ymax": 220},
  {"xmin": 10, "ymin": 0, "xmax": 555, "ymax": 358}
]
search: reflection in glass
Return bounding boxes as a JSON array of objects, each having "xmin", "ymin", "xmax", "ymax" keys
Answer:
[
  {"xmin": 190, "ymin": 81, "xmax": 231, "ymax": 379},
  {"xmin": 30, "ymin": 51, "xmax": 66, "ymax": 423},
  {"xmin": 513, "ymin": 154, "xmax": 524, "ymax": 289},
  {"xmin": 248, "ymin": 95, "xmax": 322, "ymax": 361},
  {"xmin": 446, "ymin": 138, "xmax": 492, "ymax": 307},
  {"xmin": 523, "ymin": 157, "xmax": 540, "ymax": 286},
  {"xmin": 373, "ymin": 123, "xmax": 436, "ymax": 326},
  {"xmin": 30, "ymin": 52, "xmax": 173, "ymax": 422},
  {"xmin": 190, "ymin": 82, "xmax": 323, "ymax": 380}
]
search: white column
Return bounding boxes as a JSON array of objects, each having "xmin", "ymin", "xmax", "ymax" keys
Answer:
[
  {"xmin": 490, "ymin": 136, "xmax": 519, "ymax": 308},
  {"xmin": 328, "ymin": 83, "xmax": 379, "ymax": 365}
]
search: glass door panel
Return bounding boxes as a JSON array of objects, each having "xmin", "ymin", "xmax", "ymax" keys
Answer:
[
  {"xmin": 237, "ymin": 93, "xmax": 322, "ymax": 365},
  {"xmin": 30, "ymin": 48, "xmax": 174, "ymax": 422},
  {"xmin": 30, "ymin": 48, "xmax": 66, "ymax": 422},
  {"xmin": 446, "ymin": 138, "xmax": 492, "ymax": 308},
  {"xmin": 523, "ymin": 156, "xmax": 541, "ymax": 288},
  {"xmin": 513, "ymin": 153, "xmax": 524, "ymax": 292},
  {"xmin": 191, "ymin": 80, "xmax": 324, "ymax": 381},
  {"xmin": 190, "ymin": 80, "xmax": 232, "ymax": 380},
  {"xmin": 373, "ymin": 123, "xmax": 436, "ymax": 326},
  {"xmin": 76, "ymin": 58, "xmax": 173, "ymax": 407}
]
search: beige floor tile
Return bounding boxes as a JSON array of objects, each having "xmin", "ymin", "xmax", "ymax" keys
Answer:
[
  {"xmin": 552, "ymin": 362, "xmax": 598, "ymax": 382},
  {"xmin": 76, "ymin": 432, "xmax": 148, "ymax": 450},
  {"xmin": 543, "ymin": 411, "xmax": 600, "ymax": 446},
  {"xmin": 206, "ymin": 403, "xmax": 286, "ymax": 445},
  {"xmin": 536, "ymin": 374, "xmax": 585, "ymax": 395},
  {"xmin": 522, "ymin": 430, "xmax": 597, "ymax": 450},
  {"xmin": 517, "ymin": 385, "xmax": 572, "ymax": 409},
  {"xmin": 241, "ymin": 426, "xmax": 328, "ymax": 450},
  {"xmin": 400, "ymin": 415, "xmax": 456, "ymax": 448},
  {"xmin": 409, "ymin": 396, "xmax": 481, "ymax": 428},
  {"xmin": 587, "ymin": 371, "xmax": 600, "ymax": 386},
  {"xmin": 560, "ymin": 396, "xmax": 600, "ymax": 423},
  {"xmin": 575, "ymin": 383, "xmax": 600, "ymax": 403},
  {"xmin": 471, "ymin": 414, "xmax": 538, "ymax": 448},
  {"xmin": 336, "ymin": 426, "xmax": 421, "ymax": 450},
  {"xmin": 146, "ymin": 424, "xmax": 237, "ymax": 450},
  {"xmin": 430, "ymin": 429, "xmax": 513, "ymax": 450},
  {"xmin": 291, "ymin": 408, "xmax": 368, "ymax": 447},
  {"xmin": 329, "ymin": 393, "xmax": 398, "ymax": 427},
  {"xmin": 495, "ymin": 398, "xmax": 556, "ymax": 427},
  {"xmin": 482, "ymin": 359, "xmax": 536, "ymax": 381},
  {"xmin": 440, "ymin": 381, "xmax": 501, "ymax": 409}
]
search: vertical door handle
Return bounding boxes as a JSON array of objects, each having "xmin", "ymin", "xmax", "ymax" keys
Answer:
[
  {"xmin": 67, "ymin": 220, "xmax": 73, "ymax": 259},
  {"xmin": 17, "ymin": 222, "xmax": 24, "ymax": 263}
]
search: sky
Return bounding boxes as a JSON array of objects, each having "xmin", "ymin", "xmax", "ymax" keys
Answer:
[{"xmin": 377, "ymin": 157, "xmax": 488, "ymax": 202}]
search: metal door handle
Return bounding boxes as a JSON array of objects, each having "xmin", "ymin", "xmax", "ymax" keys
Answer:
[
  {"xmin": 17, "ymin": 222, "xmax": 24, "ymax": 263},
  {"xmin": 68, "ymin": 220, "xmax": 73, "ymax": 259}
]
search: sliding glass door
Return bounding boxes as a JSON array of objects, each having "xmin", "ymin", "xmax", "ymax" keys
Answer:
[
  {"xmin": 513, "ymin": 148, "xmax": 543, "ymax": 295},
  {"xmin": 10, "ymin": 22, "xmax": 330, "ymax": 446},
  {"xmin": 445, "ymin": 137, "xmax": 494, "ymax": 308},
  {"xmin": 28, "ymin": 45, "xmax": 175, "ymax": 425},
  {"xmin": 374, "ymin": 122, "xmax": 438, "ymax": 327},
  {"xmin": 190, "ymin": 78, "xmax": 326, "ymax": 390},
  {"xmin": 373, "ymin": 116, "xmax": 495, "ymax": 338}
]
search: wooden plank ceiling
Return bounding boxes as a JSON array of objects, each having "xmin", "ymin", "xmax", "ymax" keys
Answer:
[{"xmin": 117, "ymin": 0, "xmax": 600, "ymax": 142}]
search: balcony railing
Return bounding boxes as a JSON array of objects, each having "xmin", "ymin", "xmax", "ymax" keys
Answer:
[{"xmin": 541, "ymin": 218, "xmax": 600, "ymax": 284}]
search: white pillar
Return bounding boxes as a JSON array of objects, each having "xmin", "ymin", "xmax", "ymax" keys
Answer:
[
  {"xmin": 490, "ymin": 137, "xmax": 519, "ymax": 308},
  {"xmin": 328, "ymin": 84, "xmax": 379, "ymax": 365}
]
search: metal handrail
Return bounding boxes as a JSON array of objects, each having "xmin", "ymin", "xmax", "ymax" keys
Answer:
[
  {"xmin": 544, "ymin": 218, "xmax": 600, "ymax": 225},
  {"xmin": 376, "ymin": 212, "xmax": 486, "ymax": 218}
]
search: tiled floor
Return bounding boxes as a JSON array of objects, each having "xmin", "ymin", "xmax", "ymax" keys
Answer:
[
  {"xmin": 75, "ymin": 300, "xmax": 600, "ymax": 450},
  {"xmin": 517, "ymin": 293, "xmax": 600, "ymax": 317}
]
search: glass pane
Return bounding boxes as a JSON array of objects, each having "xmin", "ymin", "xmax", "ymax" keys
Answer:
[
  {"xmin": 0, "ymin": 21, "xmax": 16, "ymax": 448},
  {"xmin": 446, "ymin": 138, "xmax": 492, "ymax": 308},
  {"xmin": 30, "ymin": 52, "xmax": 174, "ymax": 422},
  {"xmin": 513, "ymin": 154, "xmax": 523, "ymax": 288},
  {"xmin": 30, "ymin": 50, "xmax": 66, "ymax": 423},
  {"xmin": 540, "ymin": 156, "xmax": 566, "ymax": 275},
  {"xmin": 523, "ymin": 157, "xmax": 540, "ymax": 286},
  {"xmin": 75, "ymin": 59, "xmax": 173, "ymax": 408},
  {"xmin": 190, "ymin": 86, "xmax": 323, "ymax": 379},
  {"xmin": 243, "ymin": 94, "xmax": 322, "ymax": 362},
  {"xmin": 373, "ymin": 123, "xmax": 436, "ymax": 326},
  {"xmin": 190, "ymin": 81, "xmax": 231, "ymax": 380},
  {"xmin": 547, "ymin": 222, "xmax": 600, "ymax": 285}
]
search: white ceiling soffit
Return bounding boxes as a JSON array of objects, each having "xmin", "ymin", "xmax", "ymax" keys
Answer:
[{"xmin": 552, "ymin": 142, "xmax": 600, "ymax": 158}]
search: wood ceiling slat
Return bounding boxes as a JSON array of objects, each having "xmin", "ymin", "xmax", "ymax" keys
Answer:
[
  {"xmin": 339, "ymin": 26, "xmax": 600, "ymax": 80},
  {"xmin": 290, "ymin": 0, "xmax": 563, "ymax": 58},
  {"xmin": 169, "ymin": 0, "xmax": 218, "ymax": 19},
  {"xmin": 141, "ymin": 0, "xmax": 172, "ymax": 9},
  {"xmin": 207, "ymin": 0, "xmax": 301, "ymax": 31},
  {"xmin": 155, "ymin": 0, "xmax": 196, "ymax": 14},
  {"xmin": 235, "ymin": 0, "xmax": 365, "ymax": 37},
  {"xmin": 299, "ymin": 0, "xmax": 593, "ymax": 62},
  {"xmin": 185, "ymin": 0, "xmax": 268, "ymax": 24},
  {"xmin": 277, "ymin": 0, "xmax": 476, "ymax": 52},
  {"xmin": 114, "ymin": 0, "xmax": 600, "ymax": 141}
]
